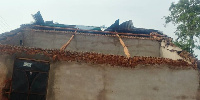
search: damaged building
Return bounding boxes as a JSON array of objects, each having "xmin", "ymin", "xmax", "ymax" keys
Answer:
[{"xmin": 0, "ymin": 11, "xmax": 199, "ymax": 100}]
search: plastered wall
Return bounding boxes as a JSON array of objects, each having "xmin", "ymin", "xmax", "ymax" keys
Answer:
[
  {"xmin": 2, "ymin": 30, "xmax": 160, "ymax": 57},
  {"xmin": 160, "ymin": 47, "xmax": 183, "ymax": 60},
  {"xmin": 47, "ymin": 61, "xmax": 199, "ymax": 100},
  {"xmin": 160, "ymin": 41, "xmax": 183, "ymax": 60},
  {"xmin": 0, "ymin": 55, "xmax": 198, "ymax": 100}
]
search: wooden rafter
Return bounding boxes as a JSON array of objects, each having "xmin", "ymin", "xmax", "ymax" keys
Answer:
[
  {"xmin": 60, "ymin": 34, "xmax": 74, "ymax": 51},
  {"xmin": 116, "ymin": 34, "xmax": 131, "ymax": 58},
  {"xmin": 60, "ymin": 30, "xmax": 77, "ymax": 51}
]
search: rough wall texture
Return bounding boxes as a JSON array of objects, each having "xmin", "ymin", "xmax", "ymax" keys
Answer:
[
  {"xmin": 122, "ymin": 38, "xmax": 160, "ymax": 57},
  {"xmin": 0, "ymin": 29, "xmax": 198, "ymax": 100},
  {"xmin": 47, "ymin": 61, "xmax": 199, "ymax": 100},
  {"xmin": 1, "ymin": 30, "xmax": 160, "ymax": 57},
  {"xmin": 160, "ymin": 41, "xmax": 183, "ymax": 60},
  {"xmin": 160, "ymin": 47, "xmax": 183, "ymax": 60},
  {"xmin": 0, "ymin": 54, "xmax": 14, "ymax": 99},
  {"xmin": 0, "ymin": 56, "xmax": 198, "ymax": 100},
  {"xmin": 0, "ymin": 32, "xmax": 23, "ymax": 46}
]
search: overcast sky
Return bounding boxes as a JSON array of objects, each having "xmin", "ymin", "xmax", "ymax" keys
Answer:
[{"xmin": 0, "ymin": 0, "xmax": 199, "ymax": 59}]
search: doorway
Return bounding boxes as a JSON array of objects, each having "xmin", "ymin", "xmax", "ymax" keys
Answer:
[{"xmin": 10, "ymin": 59, "xmax": 50, "ymax": 100}]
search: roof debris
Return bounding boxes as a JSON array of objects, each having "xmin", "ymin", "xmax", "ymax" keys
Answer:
[
  {"xmin": 31, "ymin": 11, "xmax": 163, "ymax": 35},
  {"xmin": 32, "ymin": 11, "xmax": 45, "ymax": 25},
  {"xmin": 105, "ymin": 19, "xmax": 163, "ymax": 35}
]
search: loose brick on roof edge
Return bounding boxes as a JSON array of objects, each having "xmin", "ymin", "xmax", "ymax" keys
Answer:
[
  {"xmin": 28, "ymin": 29, "xmax": 166, "ymax": 41},
  {"xmin": 0, "ymin": 44, "xmax": 196, "ymax": 70}
]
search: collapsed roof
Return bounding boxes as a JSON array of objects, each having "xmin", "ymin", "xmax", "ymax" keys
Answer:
[
  {"xmin": 32, "ymin": 11, "xmax": 45, "ymax": 25},
  {"xmin": 0, "ymin": 11, "xmax": 198, "ymax": 69},
  {"xmin": 31, "ymin": 11, "xmax": 163, "ymax": 35},
  {"xmin": 105, "ymin": 19, "xmax": 162, "ymax": 35}
]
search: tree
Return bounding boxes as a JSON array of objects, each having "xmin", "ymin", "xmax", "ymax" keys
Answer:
[{"xmin": 165, "ymin": 0, "xmax": 200, "ymax": 55}]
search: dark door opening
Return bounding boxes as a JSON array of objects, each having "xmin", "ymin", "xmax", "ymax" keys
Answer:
[{"xmin": 10, "ymin": 59, "xmax": 50, "ymax": 100}]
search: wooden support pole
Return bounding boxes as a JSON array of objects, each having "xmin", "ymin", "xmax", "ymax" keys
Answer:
[
  {"xmin": 60, "ymin": 34, "xmax": 75, "ymax": 51},
  {"xmin": 116, "ymin": 34, "xmax": 131, "ymax": 58}
]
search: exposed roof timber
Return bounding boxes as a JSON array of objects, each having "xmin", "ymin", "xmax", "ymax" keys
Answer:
[
  {"xmin": 32, "ymin": 25, "xmax": 168, "ymax": 37},
  {"xmin": 116, "ymin": 34, "xmax": 130, "ymax": 58},
  {"xmin": 60, "ymin": 34, "xmax": 75, "ymax": 51},
  {"xmin": 28, "ymin": 29, "xmax": 166, "ymax": 41}
]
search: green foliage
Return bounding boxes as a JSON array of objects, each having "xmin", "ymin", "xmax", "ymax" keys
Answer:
[{"xmin": 165, "ymin": 0, "xmax": 200, "ymax": 54}]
